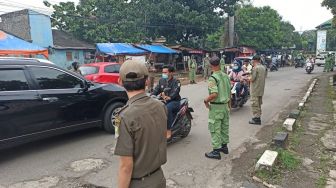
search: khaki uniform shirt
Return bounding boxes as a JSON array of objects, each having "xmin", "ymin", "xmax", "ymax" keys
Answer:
[
  {"xmin": 203, "ymin": 57, "xmax": 210, "ymax": 68},
  {"xmin": 250, "ymin": 64, "xmax": 266, "ymax": 97},
  {"xmin": 114, "ymin": 93, "xmax": 168, "ymax": 178}
]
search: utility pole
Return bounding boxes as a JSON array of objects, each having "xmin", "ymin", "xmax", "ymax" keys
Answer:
[{"xmin": 228, "ymin": 16, "xmax": 235, "ymax": 47}]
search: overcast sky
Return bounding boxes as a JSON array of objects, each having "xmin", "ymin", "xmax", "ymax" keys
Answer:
[{"xmin": 0, "ymin": 0, "xmax": 333, "ymax": 31}]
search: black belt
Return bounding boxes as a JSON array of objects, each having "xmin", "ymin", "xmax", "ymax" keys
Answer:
[
  {"xmin": 210, "ymin": 102, "xmax": 227, "ymax": 104},
  {"xmin": 131, "ymin": 167, "xmax": 161, "ymax": 181}
]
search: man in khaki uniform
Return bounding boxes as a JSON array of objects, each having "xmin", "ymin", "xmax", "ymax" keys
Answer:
[
  {"xmin": 203, "ymin": 53, "xmax": 211, "ymax": 80},
  {"xmin": 114, "ymin": 60, "xmax": 167, "ymax": 188},
  {"xmin": 249, "ymin": 55, "xmax": 266, "ymax": 125}
]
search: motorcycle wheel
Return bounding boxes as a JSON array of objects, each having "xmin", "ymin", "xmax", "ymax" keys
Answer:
[{"xmin": 180, "ymin": 116, "xmax": 192, "ymax": 138}]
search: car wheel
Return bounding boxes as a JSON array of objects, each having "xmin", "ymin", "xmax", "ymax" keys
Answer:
[{"xmin": 103, "ymin": 102, "xmax": 125, "ymax": 134}]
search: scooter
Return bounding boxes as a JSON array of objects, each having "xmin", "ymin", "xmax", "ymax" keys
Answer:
[
  {"xmin": 305, "ymin": 62, "xmax": 313, "ymax": 74},
  {"xmin": 230, "ymin": 80, "xmax": 249, "ymax": 108},
  {"xmin": 151, "ymin": 88, "xmax": 194, "ymax": 143},
  {"xmin": 270, "ymin": 62, "xmax": 278, "ymax": 72},
  {"xmin": 295, "ymin": 59, "xmax": 305, "ymax": 68}
]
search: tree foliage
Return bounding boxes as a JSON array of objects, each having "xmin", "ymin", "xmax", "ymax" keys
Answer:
[
  {"xmin": 322, "ymin": 0, "xmax": 336, "ymax": 25},
  {"xmin": 235, "ymin": 6, "xmax": 299, "ymax": 50},
  {"xmin": 44, "ymin": 0, "xmax": 240, "ymax": 47}
]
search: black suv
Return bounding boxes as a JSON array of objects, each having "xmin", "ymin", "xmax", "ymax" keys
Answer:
[{"xmin": 0, "ymin": 58, "xmax": 128, "ymax": 149}]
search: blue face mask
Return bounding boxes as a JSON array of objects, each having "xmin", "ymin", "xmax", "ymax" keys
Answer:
[
  {"xmin": 162, "ymin": 74, "xmax": 168, "ymax": 79},
  {"xmin": 233, "ymin": 66, "xmax": 239, "ymax": 70}
]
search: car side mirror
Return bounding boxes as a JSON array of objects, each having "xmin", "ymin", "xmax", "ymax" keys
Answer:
[{"xmin": 79, "ymin": 80, "xmax": 91, "ymax": 93}]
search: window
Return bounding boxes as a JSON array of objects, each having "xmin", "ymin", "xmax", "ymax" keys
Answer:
[
  {"xmin": 104, "ymin": 64, "xmax": 120, "ymax": 73},
  {"xmin": 79, "ymin": 66, "xmax": 99, "ymax": 76},
  {"xmin": 66, "ymin": 51, "xmax": 73, "ymax": 61},
  {"xmin": 0, "ymin": 69, "xmax": 29, "ymax": 91},
  {"xmin": 30, "ymin": 67, "xmax": 84, "ymax": 89}
]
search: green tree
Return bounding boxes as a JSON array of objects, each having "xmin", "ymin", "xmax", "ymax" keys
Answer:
[
  {"xmin": 322, "ymin": 0, "xmax": 336, "ymax": 25},
  {"xmin": 45, "ymin": 0, "xmax": 240, "ymax": 48},
  {"xmin": 235, "ymin": 6, "xmax": 298, "ymax": 50}
]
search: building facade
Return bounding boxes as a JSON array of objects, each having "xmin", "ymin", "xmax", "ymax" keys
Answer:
[{"xmin": 0, "ymin": 9, "xmax": 94, "ymax": 68}]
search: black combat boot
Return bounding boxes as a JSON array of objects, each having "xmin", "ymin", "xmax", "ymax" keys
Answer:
[
  {"xmin": 249, "ymin": 117, "xmax": 261, "ymax": 125},
  {"xmin": 205, "ymin": 149, "xmax": 221, "ymax": 160},
  {"xmin": 219, "ymin": 144, "xmax": 229, "ymax": 154}
]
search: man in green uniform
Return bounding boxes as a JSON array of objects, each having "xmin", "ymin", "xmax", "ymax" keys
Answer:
[
  {"xmin": 188, "ymin": 56, "xmax": 197, "ymax": 84},
  {"xmin": 324, "ymin": 53, "xmax": 332, "ymax": 72},
  {"xmin": 203, "ymin": 53, "xmax": 211, "ymax": 80},
  {"xmin": 331, "ymin": 53, "xmax": 335, "ymax": 71},
  {"xmin": 249, "ymin": 55, "xmax": 266, "ymax": 125},
  {"xmin": 204, "ymin": 56, "xmax": 231, "ymax": 160},
  {"xmin": 220, "ymin": 55, "xmax": 226, "ymax": 73},
  {"xmin": 115, "ymin": 60, "xmax": 167, "ymax": 188}
]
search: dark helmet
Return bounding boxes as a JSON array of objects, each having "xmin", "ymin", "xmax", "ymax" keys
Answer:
[{"xmin": 72, "ymin": 61, "xmax": 79, "ymax": 68}]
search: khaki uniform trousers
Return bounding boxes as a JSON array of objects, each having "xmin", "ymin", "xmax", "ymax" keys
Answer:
[
  {"xmin": 251, "ymin": 96, "xmax": 263, "ymax": 118},
  {"xmin": 130, "ymin": 168, "xmax": 166, "ymax": 188}
]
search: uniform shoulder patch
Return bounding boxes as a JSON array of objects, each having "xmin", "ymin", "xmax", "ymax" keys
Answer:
[{"xmin": 114, "ymin": 104, "xmax": 128, "ymax": 139}]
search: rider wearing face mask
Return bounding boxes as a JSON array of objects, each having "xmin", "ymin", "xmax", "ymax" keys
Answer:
[
  {"xmin": 152, "ymin": 65, "xmax": 181, "ymax": 139},
  {"xmin": 229, "ymin": 60, "xmax": 248, "ymax": 106}
]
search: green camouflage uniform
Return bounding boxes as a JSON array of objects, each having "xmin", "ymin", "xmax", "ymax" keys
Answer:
[
  {"xmin": 220, "ymin": 58, "xmax": 226, "ymax": 73},
  {"xmin": 207, "ymin": 71, "xmax": 231, "ymax": 149},
  {"xmin": 331, "ymin": 55, "xmax": 335, "ymax": 71},
  {"xmin": 188, "ymin": 58, "xmax": 196, "ymax": 82},
  {"xmin": 250, "ymin": 64, "xmax": 266, "ymax": 118},
  {"xmin": 324, "ymin": 56, "xmax": 332, "ymax": 72}
]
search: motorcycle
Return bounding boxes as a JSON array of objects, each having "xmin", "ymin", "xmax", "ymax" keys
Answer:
[
  {"xmin": 152, "ymin": 88, "xmax": 194, "ymax": 143},
  {"xmin": 230, "ymin": 79, "xmax": 249, "ymax": 108},
  {"xmin": 295, "ymin": 59, "xmax": 305, "ymax": 68},
  {"xmin": 270, "ymin": 62, "xmax": 278, "ymax": 72},
  {"xmin": 305, "ymin": 62, "xmax": 314, "ymax": 74}
]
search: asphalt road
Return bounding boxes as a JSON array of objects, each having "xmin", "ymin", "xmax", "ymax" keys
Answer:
[{"xmin": 0, "ymin": 67, "xmax": 324, "ymax": 188}]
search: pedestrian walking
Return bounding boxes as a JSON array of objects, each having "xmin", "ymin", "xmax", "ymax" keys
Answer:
[
  {"xmin": 188, "ymin": 56, "xmax": 197, "ymax": 84},
  {"xmin": 249, "ymin": 55, "xmax": 266, "ymax": 125},
  {"xmin": 220, "ymin": 55, "xmax": 226, "ymax": 73},
  {"xmin": 203, "ymin": 53, "xmax": 211, "ymax": 80},
  {"xmin": 114, "ymin": 60, "xmax": 167, "ymax": 188},
  {"xmin": 204, "ymin": 56, "xmax": 231, "ymax": 160}
]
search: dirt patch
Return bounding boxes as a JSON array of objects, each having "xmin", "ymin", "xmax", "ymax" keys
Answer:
[{"xmin": 230, "ymin": 73, "xmax": 336, "ymax": 188}]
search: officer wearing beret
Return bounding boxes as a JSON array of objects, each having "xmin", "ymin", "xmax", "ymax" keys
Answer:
[
  {"xmin": 114, "ymin": 60, "xmax": 168, "ymax": 188},
  {"xmin": 204, "ymin": 56, "xmax": 231, "ymax": 160}
]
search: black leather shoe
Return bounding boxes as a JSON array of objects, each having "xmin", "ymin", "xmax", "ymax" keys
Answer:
[
  {"xmin": 205, "ymin": 150, "xmax": 221, "ymax": 160},
  {"xmin": 220, "ymin": 144, "xmax": 229, "ymax": 154},
  {"xmin": 249, "ymin": 117, "xmax": 261, "ymax": 125}
]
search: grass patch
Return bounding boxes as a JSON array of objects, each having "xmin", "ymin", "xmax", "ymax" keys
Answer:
[
  {"xmin": 316, "ymin": 175, "xmax": 327, "ymax": 188},
  {"xmin": 277, "ymin": 149, "xmax": 301, "ymax": 171},
  {"xmin": 254, "ymin": 149, "xmax": 301, "ymax": 184},
  {"xmin": 255, "ymin": 168, "xmax": 282, "ymax": 184}
]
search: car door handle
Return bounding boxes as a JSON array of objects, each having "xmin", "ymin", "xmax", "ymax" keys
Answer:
[{"xmin": 42, "ymin": 97, "xmax": 59, "ymax": 102}]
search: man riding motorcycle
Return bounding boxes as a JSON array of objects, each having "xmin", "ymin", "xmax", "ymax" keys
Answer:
[
  {"xmin": 152, "ymin": 65, "xmax": 181, "ymax": 139},
  {"xmin": 229, "ymin": 60, "xmax": 248, "ymax": 107}
]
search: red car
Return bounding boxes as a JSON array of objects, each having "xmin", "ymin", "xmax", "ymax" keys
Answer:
[{"xmin": 79, "ymin": 62, "xmax": 120, "ymax": 84}]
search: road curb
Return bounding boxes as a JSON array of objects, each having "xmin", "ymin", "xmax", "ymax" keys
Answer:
[
  {"xmin": 255, "ymin": 150, "xmax": 278, "ymax": 171},
  {"xmin": 297, "ymin": 79, "xmax": 318, "ymax": 110}
]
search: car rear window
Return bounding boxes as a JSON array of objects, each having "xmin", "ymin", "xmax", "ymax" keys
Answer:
[
  {"xmin": 79, "ymin": 66, "xmax": 99, "ymax": 76},
  {"xmin": 104, "ymin": 64, "xmax": 120, "ymax": 73}
]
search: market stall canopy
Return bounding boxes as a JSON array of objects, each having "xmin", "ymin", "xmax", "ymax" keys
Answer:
[
  {"xmin": 0, "ymin": 30, "xmax": 48, "ymax": 58},
  {"xmin": 96, "ymin": 43, "xmax": 147, "ymax": 55},
  {"xmin": 136, "ymin": 44, "xmax": 177, "ymax": 54},
  {"xmin": 169, "ymin": 45, "xmax": 204, "ymax": 54}
]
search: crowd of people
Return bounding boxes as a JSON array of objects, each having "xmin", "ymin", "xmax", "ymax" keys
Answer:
[{"xmin": 112, "ymin": 53, "xmax": 267, "ymax": 187}]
